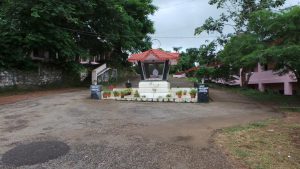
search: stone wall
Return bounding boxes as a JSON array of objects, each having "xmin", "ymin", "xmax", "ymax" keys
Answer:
[{"xmin": 0, "ymin": 68, "xmax": 62, "ymax": 88}]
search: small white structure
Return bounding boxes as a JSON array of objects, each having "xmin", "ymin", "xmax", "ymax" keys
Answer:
[
  {"xmin": 138, "ymin": 81, "xmax": 170, "ymax": 98},
  {"xmin": 128, "ymin": 49, "xmax": 179, "ymax": 99},
  {"xmin": 173, "ymin": 73, "xmax": 186, "ymax": 78}
]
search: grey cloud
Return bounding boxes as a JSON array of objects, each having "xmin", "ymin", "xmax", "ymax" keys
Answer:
[{"xmin": 150, "ymin": 0, "xmax": 299, "ymax": 51}]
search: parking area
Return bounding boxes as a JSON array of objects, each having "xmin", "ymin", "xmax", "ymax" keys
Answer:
[{"xmin": 0, "ymin": 89, "xmax": 280, "ymax": 169}]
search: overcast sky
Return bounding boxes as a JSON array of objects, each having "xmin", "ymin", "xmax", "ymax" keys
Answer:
[{"xmin": 150, "ymin": 0, "xmax": 299, "ymax": 51}]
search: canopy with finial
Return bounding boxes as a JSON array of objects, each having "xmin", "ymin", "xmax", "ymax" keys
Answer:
[{"xmin": 128, "ymin": 49, "xmax": 180, "ymax": 81}]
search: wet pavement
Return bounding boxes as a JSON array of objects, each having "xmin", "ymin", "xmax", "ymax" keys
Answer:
[{"xmin": 0, "ymin": 86, "xmax": 280, "ymax": 169}]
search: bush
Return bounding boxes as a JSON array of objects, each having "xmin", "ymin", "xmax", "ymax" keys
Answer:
[
  {"xmin": 176, "ymin": 90, "xmax": 183, "ymax": 96},
  {"xmin": 134, "ymin": 90, "xmax": 140, "ymax": 97},
  {"xmin": 189, "ymin": 89, "xmax": 197, "ymax": 95},
  {"xmin": 113, "ymin": 91, "xmax": 120, "ymax": 97}
]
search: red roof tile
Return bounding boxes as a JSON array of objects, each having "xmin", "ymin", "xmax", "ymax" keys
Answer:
[{"xmin": 128, "ymin": 49, "xmax": 180, "ymax": 62}]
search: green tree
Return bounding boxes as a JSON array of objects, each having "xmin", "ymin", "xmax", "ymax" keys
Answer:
[
  {"xmin": 173, "ymin": 48, "xmax": 199, "ymax": 73},
  {"xmin": 198, "ymin": 42, "xmax": 218, "ymax": 66},
  {"xmin": 196, "ymin": 67, "xmax": 215, "ymax": 82},
  {"xmin": 249, "ymin": 6, "xmax": 300, "ymax": 84},
  {"xmin": 0, "ymin": 0, "xmax": 156, "ymax": 70},
  {"xmin": 219, "ymin": 6, "xmax": 300, "ymax": 86},
  {"xmin": 220, "ymin": 34, "xmax": 263, "ymax": 86},
  {"xmin": 194, "ymin": 0, "xmax": 290, "ymax": 86},
  {"xmin": 195, "ymin": 0, "xmax": 286, "ymax": 35},
  {"xmin": 173, "ymin": 47, "xmax": 182, "ymax": 53}
]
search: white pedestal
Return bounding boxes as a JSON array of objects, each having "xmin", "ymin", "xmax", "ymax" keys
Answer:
[{"xmin": 138, "ymin": 81, "xmax": 170, "ymax": 99}]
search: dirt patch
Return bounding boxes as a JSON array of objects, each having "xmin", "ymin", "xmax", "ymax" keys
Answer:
[
  {"xmin": 3, "ymin": 119, "xmax": 29, "ymax": 132},
  {"xmin": 42, "ymin": 127, "xmax": 54, "ymax": 131},
  {"xmin": 0, "ymin": 138, "xmax": 9, "ymax": 142},
  {"xmin": 1, "ymin": 141, "xmax": 70, "ymax": 167},
  {"xmin": 0, "ymin": 88, "xmax": 82, "ymax": 105},
  {"xmin": 174, "ymin": 136, "xmax": 194, "ymax": 142},
  {"xmin": 4, "ymin": 114, "xmax": 23, "ymax": 120}
]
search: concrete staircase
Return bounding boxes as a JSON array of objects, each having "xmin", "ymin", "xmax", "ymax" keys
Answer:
[{"xmin": 92, "ymin": 64, "xmax": 117, "ymax": 83}]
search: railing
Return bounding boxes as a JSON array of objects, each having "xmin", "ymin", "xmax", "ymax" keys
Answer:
[
  {"xmin": 92, "ymin": 64, "xmax": 117, "ymax": 84},
  {"xmin": 92, "ymin": 64, "xmax": 107, "ymax": 83}
]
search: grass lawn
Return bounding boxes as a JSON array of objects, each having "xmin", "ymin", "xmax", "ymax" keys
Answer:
[
  {"xmin": 208, "ymin": 83, "xmax": 300, "ymax": 169},
  {"xmin": 215, "ymin": 113, "xmax": 300, "ymax": 169},
  {"xmin": 208, "ymin": 83, "xmax": 300, "ymax": 108}
]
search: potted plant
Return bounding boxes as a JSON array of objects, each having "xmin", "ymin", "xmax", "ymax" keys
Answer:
[
  {"xmin": 134, "ymin": 90, "xmax": 140, "ymax": 98},
  {"xmin": 176, "ymin": 90, "xmax": 183, "ymax": 98},
  {"xmin": 113, "ymin": 91, "xmax": 120, "ymax": 97},
  {"xmin": 120, "ymin": 90, "xmax": 126, "ymax": 98},
  {"xmin": 189, "ymin": 89, "xmax": 197, "ymax": 98},
  {"xmin": 124, "ymin": 88, "xmax": 132, "ymax": 96},
  {"xmin": 103, "ymin": 91, "xmax": 111, "ymax": 98}
]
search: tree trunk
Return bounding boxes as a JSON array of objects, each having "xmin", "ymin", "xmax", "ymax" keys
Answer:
[
  {"xmin": 240, "ymin": 68, "xmax": 251, "ymax": 87},
  {"xmin": 284, "ymin": 64, "xmax": 300, "ymax": 88}
]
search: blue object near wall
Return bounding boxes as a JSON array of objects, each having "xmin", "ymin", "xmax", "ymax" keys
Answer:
[
  {"xmin": 90, "ymin": 85, "xmax": 102, "ymax": 100},
  {"xmin": 197, "ymin": 84, "xmax": 209, "ymax": 103}
]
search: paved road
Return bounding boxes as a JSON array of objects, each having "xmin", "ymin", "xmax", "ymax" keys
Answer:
[{"xmin": 0, "ymin": 88, "xmax": 280, "ymax": 169}]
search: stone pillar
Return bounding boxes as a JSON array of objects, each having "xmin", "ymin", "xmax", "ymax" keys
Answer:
[
  {"xmin": 257, "ymin": 63, "xmax": 263, "ymax": 72},
  {"xmin": 258, "ymin": 83, "xmax": 265, "ymax": 92},
  {"xmin": 284, "ymin": 82, "xmax": 293, "ymax": 95},
  {"xmin": 239, "ymin": 68, "xmax": 243, "ymax": 87}
]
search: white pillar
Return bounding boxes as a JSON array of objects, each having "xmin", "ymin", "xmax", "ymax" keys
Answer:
[
  {"xmin": 284, "ymin": 82, "xmax": 293, "ymax": 95},
  {"xmin": 258, "ymin": 83, "xmax": 265, "ymax": 92},
  {"xmin": 239, "ymin": 68, "xmax": 243, "ymax": 87},
  {"xmin": 257, "ymin": 63, "xmax": 263, "ymax": 72}
]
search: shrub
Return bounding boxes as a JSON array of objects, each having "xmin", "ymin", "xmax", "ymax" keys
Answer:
[
  {"xmin": 189, "ymin": 89, "xmax": 197, "ymax": 95},
  {"xmin": 123, "ymin": 88, "xmax": 132, "ymax": 96},
  {"xmin": 113, "ymin": 91, "xmax": 120, "ymax": 97},
  {"xmin": 134, "ymin": 90, "xmax": 140, "ymax": 97},
  {"xmin": 120, "ymin": 90, "xmax": 127, "ymax": 98},
  {"xmin": 176, "ymin": 90, "xmax": 183, "ymax": 96}
]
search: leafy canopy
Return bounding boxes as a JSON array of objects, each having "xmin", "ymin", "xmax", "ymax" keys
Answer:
[{"xmin": 0, "ymin": 0, "xmax": 156, "ymax": 70}]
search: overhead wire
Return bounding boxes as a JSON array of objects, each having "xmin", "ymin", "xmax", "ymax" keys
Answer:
[{"xmin": 59, "ymin": 26, "xmax": 219, "ymax": 39}]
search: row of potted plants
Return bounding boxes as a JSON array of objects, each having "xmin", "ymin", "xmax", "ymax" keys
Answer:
[
  {"xmin": 103, "ymin": 89, "xmax": 133, "ymax": 98},
  {"xmin": 176, "ymin": 89, "xmax": 197, "ymax": 98},
  {"xmin": 117, "ymin": 97, "xmax": 197, "ymax": 103},
  {"xmin": 104, "ymin": 89, "xmax": 197, "ymax": 99}
]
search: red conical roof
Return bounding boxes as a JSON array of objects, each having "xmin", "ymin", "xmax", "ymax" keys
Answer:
[{"xmin": 128, "ymin": 49, "xmax": 179, "ymax": 62}]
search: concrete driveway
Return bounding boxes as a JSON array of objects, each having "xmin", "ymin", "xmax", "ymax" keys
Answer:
[{"xmin": 0, "ymin": 89, "xmax": 279, "ymax": 169}]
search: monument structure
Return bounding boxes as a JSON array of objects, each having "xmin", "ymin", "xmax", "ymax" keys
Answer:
[{"xmin": 128, "ymin": 49, "xmax": 179, "ymax": 98}]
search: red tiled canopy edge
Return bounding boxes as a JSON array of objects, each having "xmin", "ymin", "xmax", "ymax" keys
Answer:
[{"xmin": 128, "ymin": 49, "xmax": 180, "ymax": 62}]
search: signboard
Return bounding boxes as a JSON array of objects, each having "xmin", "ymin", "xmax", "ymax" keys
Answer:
[
  {"xmin": 197, "ymin": 84, "xmax": 209, "ymax": 103},
  {"xmin": 90, "ymin": 85, "xmax": 102, "ymax": 100},
  {"xmin": 90, "ymin": 85, "xmax": 101, "ymax": 92}
]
